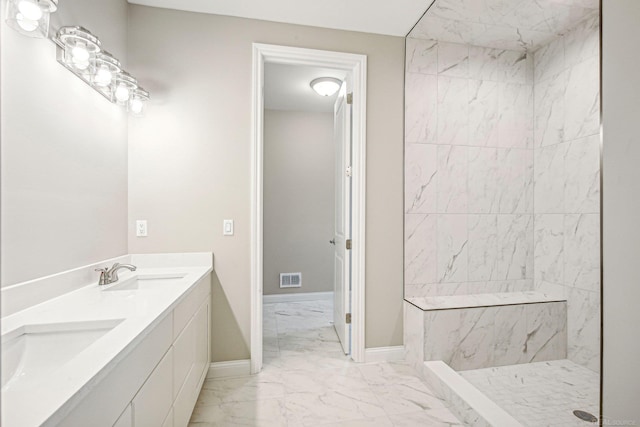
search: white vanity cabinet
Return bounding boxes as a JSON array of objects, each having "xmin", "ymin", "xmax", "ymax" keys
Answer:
[{"xmin": 58, "ymin": 275, "xmax": 211, "ymax": 427}]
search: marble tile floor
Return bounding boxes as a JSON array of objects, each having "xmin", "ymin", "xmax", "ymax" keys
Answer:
[
  {"xmin": 189, "ymin": 299, "xmax": 464, "ymax": 426},
  {"xmin": 460, "ymin": 359, "xmax": 599, "ymax": 427}
]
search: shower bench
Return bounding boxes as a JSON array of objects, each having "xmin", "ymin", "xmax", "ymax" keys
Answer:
[{"xmin": 404, "ymin": 291, "xmax": 568, "ymax": 372}]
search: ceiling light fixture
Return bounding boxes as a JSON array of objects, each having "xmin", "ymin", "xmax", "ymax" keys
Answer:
[
  {"xmin": 310, "ymin": 77, "xmax": 342, "ymax": 97},
  {"xmin": 5, "ymin": 0, "xmax": 58, "ymax": 38}
]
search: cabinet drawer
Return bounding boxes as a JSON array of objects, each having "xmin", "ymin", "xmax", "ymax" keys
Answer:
[
  {"xmin": 133, "ymin": 348, "xmax": 173, "ymax": 427},
  {"xmin": 173, "ymin": 301, "xmax": 210, "ymax": 427},
  {"xmin": 173, "ymin": 313, "xmax": 196, "ymax": 399},
  {"xmin": 194, "ymin": 300, "xmax": 210, "ymax": 378},
  {"xmin": 173, "ymin": 277, "xmax": 210, "ymax": 339}
]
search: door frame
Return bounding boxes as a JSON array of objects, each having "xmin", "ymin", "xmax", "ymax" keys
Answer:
[{"xmin": 250, "ymin": 43, "xmax": 367, "ymax": 374}]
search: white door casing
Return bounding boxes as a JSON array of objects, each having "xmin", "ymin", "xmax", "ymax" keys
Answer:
[
  {"xmin": 251, "ymin": 43, "xmax": 367, "ymax": 374},
  {"xmin": 333, "ymin": 80, "xmax": 352, "ymax": 354}
]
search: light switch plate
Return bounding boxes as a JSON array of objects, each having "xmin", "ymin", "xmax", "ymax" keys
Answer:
[
  {"xmin": 223, "ymin": 219, "xmax": 234, "ymax": 236},
  {"xmin": 136, "ymin": 220, "xmax": 148, "ymax": 237}
]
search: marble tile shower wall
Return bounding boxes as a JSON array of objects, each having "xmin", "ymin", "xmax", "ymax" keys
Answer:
[
  {"xmin": 405, "ymin": 38, "xmax": 536, "ymax": 299},
  {"xmin": 404, "ymin": 13, "xmax": 600, "ymax": 373},
  {"xmin": 532, "ymin": 14, "xmax": 600, "ymax": 373}
]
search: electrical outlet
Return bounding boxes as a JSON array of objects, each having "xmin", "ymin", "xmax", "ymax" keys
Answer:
[{"xmin": 136, "ymin": 220, "xmax": 148, "ymax": 237}]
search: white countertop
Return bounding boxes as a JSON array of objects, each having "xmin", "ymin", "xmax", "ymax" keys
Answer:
[{"xmin": 1, "ymin": 261, "xmax": 212, "ymax": 427}]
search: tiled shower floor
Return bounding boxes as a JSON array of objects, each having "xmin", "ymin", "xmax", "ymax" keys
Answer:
[{"xmin": 460, "ymin": 360, "xmax": 599, "ymax": 427}]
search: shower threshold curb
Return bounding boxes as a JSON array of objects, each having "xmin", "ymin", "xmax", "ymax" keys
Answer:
[{"xmin": 421, "ymin": 360, "xmax": 524, "ymax": 427}]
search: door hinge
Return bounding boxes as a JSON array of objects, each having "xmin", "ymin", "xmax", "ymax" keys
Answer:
[
  {"xmin": 346, "ymin": 239, "xmax": 352, "ymax": 250},
  {"xmin": 346, "ymin": 165, "xmax": 352, "ymax": 177},
  {"xmin": 346, "ymin": 313, "xmax": 352, "ymax": 324},
  {"xmin": 347, "ymin": 92, "xmax": 353, "ymax": 105}
]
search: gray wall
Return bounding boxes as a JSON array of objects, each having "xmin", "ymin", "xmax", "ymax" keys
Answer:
[
  {"xmin": 263, "ymin": 110, "xmax": 334, "ymax": 296},
  {"xmin": 602, "ymin": 1, "xmax": 640, "ymax": 423},
  {"xmin": 0, "ymin": 0, "xmax": 129, "ymax": 286},
  {"xmin": 127, "ymin": 5, "xmax": 405, "ymax": 361}
]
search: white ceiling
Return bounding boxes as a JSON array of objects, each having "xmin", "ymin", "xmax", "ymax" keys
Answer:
[
  {"xmin": 127, "ymin": 0, "xmax": 434, "ymax": 37},
  {"xmin": 409, "ymin": 0, "xmax": 599, "ymax": 51},
  {"xmin": 264, "ymin": 63, "xmax": 345, "ymax": 113}
]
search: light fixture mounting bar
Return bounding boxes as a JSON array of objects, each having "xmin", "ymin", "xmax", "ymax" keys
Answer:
[{"xmin": 52, "ymin": 38, "xmax": 114, "ymax": 103}]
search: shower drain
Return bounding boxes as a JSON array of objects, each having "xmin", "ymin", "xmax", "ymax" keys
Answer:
[{"xmin": 573, "ymin": 410, "xmax": 598, "ymax": 423}]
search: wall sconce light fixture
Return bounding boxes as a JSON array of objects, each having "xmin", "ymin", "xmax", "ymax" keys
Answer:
[
  {"xmin": 57, "ymin": 26, "xmax": 101, "ymax": 73},
  {"xmin": 5, "ymin": 0, "xmax": 58, "ymax": 38},
  {"xmin": 91, "ymin": 51, "xmax": 121, "ymax": 89},
  {"xmin": 310, "ymin": 77, "xmax": 342, "ymax": 97},
  {"xmin": 4, "ymin": 5, "xmax": 151, "ymax": 116},
  {"xmin": 129, "ymin": 88, "xmax": 149, "ymax": 116},
  {"xmin": 52, "ymin": 26, "xmax": 150, "ymax": 114}
]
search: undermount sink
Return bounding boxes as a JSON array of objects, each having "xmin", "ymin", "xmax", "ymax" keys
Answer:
[
  {"xmin": 102, "ymin": 273, "xmax": 186, "ymax": 292},
  {"xmin": 1, "ymin": 319, "xmax": 124, "ymax": 391}
]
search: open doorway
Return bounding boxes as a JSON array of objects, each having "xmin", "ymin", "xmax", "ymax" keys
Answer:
[
  {"xmin": 262, "ymin": 62, "xmax": 344, "ymax": 366},
  {"xmin": 250, "ymin": 44, "xmax": 367, "ymax": 374}
]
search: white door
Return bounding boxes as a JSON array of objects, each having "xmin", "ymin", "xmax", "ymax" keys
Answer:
[{"xmin": 333, "ymin": 79, "xmax": 352, "ymax": 355}]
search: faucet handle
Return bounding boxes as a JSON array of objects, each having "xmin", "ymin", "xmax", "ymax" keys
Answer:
[{"xmin": 95, "ymin": 268, "xmax": 109, "ymax": 285}]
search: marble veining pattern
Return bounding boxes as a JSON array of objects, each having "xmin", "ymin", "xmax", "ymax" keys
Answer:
[
  {"xmin": 496, "ymin": 214, "xmax": 533, "ymax": 281},
  {"xmin": 405, "ymin": 73, "xmax": 438, "ymax": 144},
  {"xmin": 532, "ymin": 13, "xmax": 601, "ymax": 372},
  {"xmin": 437, "ymin": 145, "xmax": 468, "ymax": 213},
  {"xmin": 403, "ymin": 1, "xmax": 600, "ymax": 379},
  {"xmin": 405, "ymin": 143, "xmax": 437, "ymax": 214},
  {"xmin": 409, "ymin": 0, "xmax": 598, "ymax": 51},
  {"xmin": 469, "ymin": 80, "xmax": 499, "ymax": 147},
  {"xmin": 419, "ymin": 301, "xmax": 567, "ymax": 370},
  {"xmin": 460, "ymin": 359, "xmax": 599, "ymax": 427},
  {"xmin": 404, "ymin": 38, "xmax": 535, "ymax": 297},
  {"xmin": 436, "ymin": 214, "xmax": 468, "ymax": 283},
  {"xmin": 191, "ymin": 300, "xmax": 464, "ymax": 426},
  {"xmin": 437, "ymin": 76, "xmax": 469, "ymax": 146},
  {"xmin": 404, "ymin": 214, "xmax": 437, "ymax": 285}
]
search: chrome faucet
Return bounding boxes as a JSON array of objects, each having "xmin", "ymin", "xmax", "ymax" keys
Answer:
[{"xmin": 95, "ymin": 263, "xmax": 137, "ymax": 285}]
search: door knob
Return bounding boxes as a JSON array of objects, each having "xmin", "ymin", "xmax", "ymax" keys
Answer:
[{"xmin": 329, "ymin": 239, "xmax": 336, "ymax": 245}]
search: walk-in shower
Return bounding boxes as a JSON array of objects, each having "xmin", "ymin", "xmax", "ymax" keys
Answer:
[{"xmin": 403, "ymin": 0, "xmax": 601, "ymax": 425}]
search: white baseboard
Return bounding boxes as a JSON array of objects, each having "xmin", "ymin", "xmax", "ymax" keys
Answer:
[
  {"xmin": 207, "ymin": 359, "xmax": 251, "ymax": 379},
  {"xmin": 364, "ymin": 346, "xmax": 405, "ymax": 363},
  {"xmin": 263, "ymin": 291, "xmax": 333, "ymax": 304}
]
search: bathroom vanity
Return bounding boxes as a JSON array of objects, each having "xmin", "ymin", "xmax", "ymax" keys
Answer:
[{"xmin": 1, "ymin": 253, "xmax": 213, "ymax": 427}]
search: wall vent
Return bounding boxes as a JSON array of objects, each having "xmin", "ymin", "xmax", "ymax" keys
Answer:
[{"xmin": 280, "ymin": 272, "xmax": 302, "ymax": 288}]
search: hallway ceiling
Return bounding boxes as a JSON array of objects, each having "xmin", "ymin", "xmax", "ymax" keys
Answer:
[
  {"xmin": 264, "ymin": 63, "xmax": 345, "ymax": 113},
  {"xmin": 409, "ymin": 0, "xmax": 599, "ymax": 51},
  {"xmin": 127, "ymin": 0, "xmax": 435, "ymax": 37}
]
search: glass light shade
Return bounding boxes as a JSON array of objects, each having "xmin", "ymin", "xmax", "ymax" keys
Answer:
[
  {"xmin": 310, "ymin": 77, "xmax": 342, "ymax": 97},
  {"xmin": 57, "ymin": 27, "xmax": 101, "ymax": 73},
  {"xmin": 90, "ymin": 51, "xmax": 121, "ymax": 89},
  {"xmin": 128, "ymin": 88, "xmax": 149, "ymax": 116},
  {"xmin": 5, "ymin": 0, "xmax": 57, "ymax": 38},
  {"xmin": 113, "ymin": 72, "xmax": 137, "ymax": 105}
]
